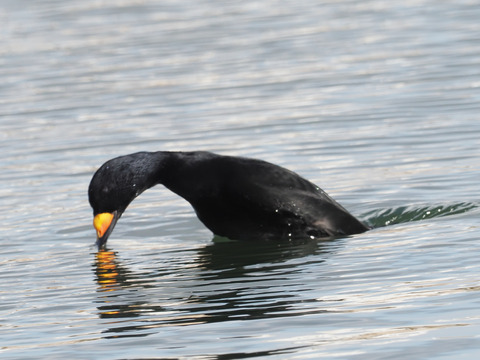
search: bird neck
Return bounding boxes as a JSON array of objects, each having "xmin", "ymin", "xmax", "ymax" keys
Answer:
[{"xmin": 152, "ymin": 151, "xmax": 213, "ymax": 202}]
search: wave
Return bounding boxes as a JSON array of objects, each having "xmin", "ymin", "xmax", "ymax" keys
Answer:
[{"xmin": 362, "ymin": 202, "xmax": 478, "ymax": 228}]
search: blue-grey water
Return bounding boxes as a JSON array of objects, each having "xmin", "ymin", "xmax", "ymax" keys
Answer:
[{"xmin": 1, "ymin": 0, "xmax": 479, "ymax": 359}]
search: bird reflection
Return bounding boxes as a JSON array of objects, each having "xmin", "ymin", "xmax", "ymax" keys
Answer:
[
  {"xmin": 94, "ymin": 250, "xmax": 151, "ymax": 320},
  {"xmin": 95, "ymin": 250, "xmax": 120, "ymax": 292},
  {"xmin": 92, "ymin": 237, "xmax": 339, "ymax": 337},
  {"xmin": 196, "ymin": 236, "xmax": 329, "ymax": 272}
]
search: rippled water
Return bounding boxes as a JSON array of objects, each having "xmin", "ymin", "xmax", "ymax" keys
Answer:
[{"xmin": 1, "ymin": 0, "xmax": 480, "ymax": 359}]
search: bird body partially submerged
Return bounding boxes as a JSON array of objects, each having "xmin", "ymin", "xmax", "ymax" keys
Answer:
[{"xmin": 89, "ymin": 151, "xmax": 368, "ymax": 248}]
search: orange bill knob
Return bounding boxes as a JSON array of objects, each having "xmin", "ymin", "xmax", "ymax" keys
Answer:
[
  {"xmin": 94, "ymin": 212, "xmax": 115, "ymax": 238},
  {"xmin": 93, "ymin": 210, "xmax": 119, "ymax": 249}
]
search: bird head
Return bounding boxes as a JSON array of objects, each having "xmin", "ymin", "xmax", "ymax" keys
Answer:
[{"xmin": 88, "ymin": 153, "xmax": 156, "ymax": 249}]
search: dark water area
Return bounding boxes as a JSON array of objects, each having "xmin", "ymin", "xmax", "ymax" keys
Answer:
[{"xmin": 1, "ymin": 0, "xmax": 480, "ymax": 359}]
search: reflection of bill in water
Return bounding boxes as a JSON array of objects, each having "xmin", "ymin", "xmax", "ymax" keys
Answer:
[{"xmin": 95, "ymin": 250, "xmax": 119, "ymax": 292}]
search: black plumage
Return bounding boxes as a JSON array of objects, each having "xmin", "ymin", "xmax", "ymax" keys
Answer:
[{"xmin": 89, "ymin": 151, "xmax": 368, "ymax": 248}]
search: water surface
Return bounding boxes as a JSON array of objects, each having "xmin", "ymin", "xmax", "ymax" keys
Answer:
[{"xmin": 1, "ymin": 0, "xmax": 480, "ymax": 359}]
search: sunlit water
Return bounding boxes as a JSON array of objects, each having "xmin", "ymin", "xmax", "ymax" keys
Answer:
[{"xmin": 1, "ymin": 0, "xmax": 480, "ymax": 359}]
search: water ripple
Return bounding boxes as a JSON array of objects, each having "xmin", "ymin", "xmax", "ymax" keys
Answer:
[{"xmin": 364, "ymin": 202, "xmax": 478, "ymax": 227}]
